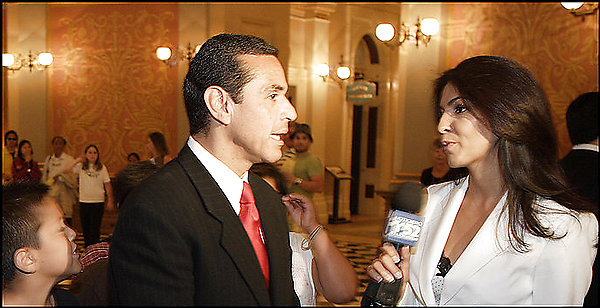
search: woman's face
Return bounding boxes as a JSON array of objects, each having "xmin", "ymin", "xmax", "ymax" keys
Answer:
[
  {"xmin": 20, "ymin": 142, "xmax": 32, "ymax": 156},
  {"xmin": 85, "ymin": 147, "xmax": 99, "ymax": 164},
  {"xmin": 437, "ymin": 84, "xmax": 498, "ymax": 172}
]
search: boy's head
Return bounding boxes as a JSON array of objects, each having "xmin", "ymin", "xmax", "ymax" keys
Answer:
[{"xmin": 3, "ymin": 182, "xmax": 81, "ymax": 286}]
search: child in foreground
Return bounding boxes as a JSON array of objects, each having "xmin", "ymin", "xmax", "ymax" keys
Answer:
[{"xmin": 2, "ymin": 182, "xmax": 81, "ymax": 306}]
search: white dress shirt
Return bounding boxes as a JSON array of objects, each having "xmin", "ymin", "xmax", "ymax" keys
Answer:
[{"xmin": 187, "ymin": 136, "xmax": 249, "ymax": 215}]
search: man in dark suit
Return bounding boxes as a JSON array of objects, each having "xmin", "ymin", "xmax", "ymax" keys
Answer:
[
  {"xmin": 559, "ymin": 91, "xmax": 598, "ymax": 306},
  {"xmin": 109, "ymin": 33, "xmax": 299, "ymax": 305}
]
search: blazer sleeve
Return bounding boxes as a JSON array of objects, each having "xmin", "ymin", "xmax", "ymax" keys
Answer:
[
  {"xmin": 532, "ymin": 212, "xmax": 598, "ymax": 305},
  {"xmin": 109, "ymin": 191, "xmax": 195, "ymax": 305}
]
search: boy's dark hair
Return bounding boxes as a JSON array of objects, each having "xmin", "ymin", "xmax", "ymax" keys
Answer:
[
  {"xmin": 2, "ymin": 182, "xmax": 50, "ymax": 284},
  {"xmin": 566, "ymin": 92, "xmax": 598, "ymax": 145},
  {"xmin": 112, "ymin": 161, "xmax": 160, "ymax": 209},
  {"xmin": 183, "ymin": 33, "xmax": 279, "ymax": 136}
]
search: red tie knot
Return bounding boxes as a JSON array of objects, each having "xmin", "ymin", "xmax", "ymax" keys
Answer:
[{"xmin": 241, "ymin": 181, "xmax": 255, "ymax": 204}]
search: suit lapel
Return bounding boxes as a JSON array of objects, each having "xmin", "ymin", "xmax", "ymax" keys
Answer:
[
  {"xmin": 249, "ymin": 173, "xmax": 296, "ymax": 304},
  {"xmin": 416, "ymin": 179, "xmax": 468, "ymax": 304},
  {"xmin": 177, "ymin": 145, "xmax": 270, "ymax": 305},
  {"xmin": 441, "ymin": 192, "xmax": 509, "ymax": 304}
]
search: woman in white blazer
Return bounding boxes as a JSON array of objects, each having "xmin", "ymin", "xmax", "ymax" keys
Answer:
[{"xmin": 366, "ymin": 56, "xmax": 598, "ymax": 306}]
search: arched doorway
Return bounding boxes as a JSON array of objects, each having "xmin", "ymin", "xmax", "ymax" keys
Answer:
[{"xmin": 349, "ymin": 34, "xmax": 382, "ymax": 215}]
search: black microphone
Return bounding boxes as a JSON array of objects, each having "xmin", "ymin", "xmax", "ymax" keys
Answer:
[{"xmin": 361, "ymin": 181, "xmax": 424, "ymax": 307}]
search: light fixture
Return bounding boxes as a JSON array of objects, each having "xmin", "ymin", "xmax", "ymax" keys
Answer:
[
  {"xmin": 156, "ymin": 42, "xmax": 201, "ymax": 66},
  {"xmin": 561, "ymin": 2, "xmax": 598, "ymax": 19},
  {"xmin": 315, "ymin": 55, "xmax": 351, "ymax": 88},
  {"xmin": 2, "ymin": 51, "xmax": 54, "ymax": 72},
  {"xmin": 375, "ymin": 17, "xmax": 440, "ymax": 48}
]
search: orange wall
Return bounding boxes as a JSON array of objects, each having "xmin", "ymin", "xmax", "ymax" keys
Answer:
[
  {"xmin": 445, "ymin": 3, "xmax": 598, "ymax": 157},
  {"xmin": 48, "ymin": 3, "xmax": 179, "ymax": 174}
]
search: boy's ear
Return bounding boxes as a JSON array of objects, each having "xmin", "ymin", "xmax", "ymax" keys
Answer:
[
  {"xmin": 204, "ymin": 86, "xmax": 233, "ymax": 126},
  {"xmin": 14, "ymin": 248, "xmax": 37, "ymax": 274}
]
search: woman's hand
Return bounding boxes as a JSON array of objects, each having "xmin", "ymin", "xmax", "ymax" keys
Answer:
[
  {"xmin": 366, "ymin": 243, "xmax": 411, "ymax": 284},
  {"xmin": 281, "ymin": 193, "xmax": 319, "ymax": 233}
]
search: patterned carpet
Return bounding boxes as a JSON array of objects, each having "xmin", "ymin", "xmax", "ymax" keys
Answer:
[{"xmin": 68, "ymin": 233, "xmax": 380, "ymax": 306}]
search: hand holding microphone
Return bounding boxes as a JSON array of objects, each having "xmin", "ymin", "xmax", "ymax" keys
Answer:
[{"xmin": 361, "ymin": 181, "xmax": 425, "ymax": 306}]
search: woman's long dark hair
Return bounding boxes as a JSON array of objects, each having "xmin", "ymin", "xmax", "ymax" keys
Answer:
[
  {"xmin": 82, "ymin": 144, "xmax": 103, "ymax": 172},
  {"xmin": 149, "ymin": 132, "xmax": 169, "ymax": 167},
  {"xmin": 433, "ymin": 55, "xmax": 593, "ymax": 252}
]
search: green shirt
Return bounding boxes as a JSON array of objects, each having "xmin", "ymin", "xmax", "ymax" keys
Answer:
[{"xmin": 288, "ymin": 152, "xmax": 323, "ymax": 199}]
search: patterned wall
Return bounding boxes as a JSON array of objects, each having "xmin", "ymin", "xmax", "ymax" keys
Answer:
[
  {"xmin": 445, "ymin": 3, "xmax": 599, "ymax": 157},
  {"xmin": 48, "ymin": 4, "xmax": 179, "ymax": 174}
]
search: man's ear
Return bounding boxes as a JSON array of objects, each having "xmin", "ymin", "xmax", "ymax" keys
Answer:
[
  {"xmin": 204, "ymin": 86, "xmax": 233, "ymax": 126},
  {"xmin": 14, "ymin": 248, "xmax": 37, "ymax": 275}
]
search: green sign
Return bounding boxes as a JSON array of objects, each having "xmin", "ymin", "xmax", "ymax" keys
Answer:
[{"xmin": 346, "ymin": 80, "xmax": 376, "ymax": 104}]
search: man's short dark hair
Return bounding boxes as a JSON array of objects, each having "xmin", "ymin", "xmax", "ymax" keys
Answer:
[
  {"xmin": 2, "ymin": 182, "xmax": 50, "ymax": 284},
  {"xmin": 183, "ymin": 33, "xmax": 279, "ymax": 136},
  {"xmin": 566, "ymin": 92, "xmax": 598, "ymax": 145}
]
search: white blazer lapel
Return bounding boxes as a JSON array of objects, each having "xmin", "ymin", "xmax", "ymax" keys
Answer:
[
  {"xmin": 441, "ymin": 192, "xmax": 509, "ymax": 304},
  {"xmin": 414, "ymin": 179, "xmax": 469, "ymax": 305}
]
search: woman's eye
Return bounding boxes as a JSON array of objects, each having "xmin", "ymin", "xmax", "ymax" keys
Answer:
[
  {"xmin": 268, "ymin": 93, "xmax": 278, "ymax": 100},
  {"xmin": 454, "ymin": 104, "xmax": 468, "ymax": 114}
]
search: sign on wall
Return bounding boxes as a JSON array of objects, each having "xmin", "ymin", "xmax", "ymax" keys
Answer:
[{"xmin": 346, "ymin": 80, "xmax": 376, "ymax": 105}]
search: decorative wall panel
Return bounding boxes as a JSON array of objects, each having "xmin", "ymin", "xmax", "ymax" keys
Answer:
[
  {"xmin": 446, "ymin": 3, "xmax": 598, "ymax": 157},
  {"xmin": 49, "ymin": 4, "xmax": 179, "ymax": 174}
]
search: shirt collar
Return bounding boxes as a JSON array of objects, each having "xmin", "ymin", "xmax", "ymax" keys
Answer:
[
  {"xmin": 187, "ymin": 136, "xmax": 247, "ymax": 215},
  {"xmin": 572, "ymin": 143, "xmax": 599, "ymax": 152}
]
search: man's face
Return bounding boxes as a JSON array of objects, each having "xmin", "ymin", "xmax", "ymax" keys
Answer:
[
  {"xmin": 52, "ymin": 139, "xmax": 66, "ymax": 156},
  {"xmin": 293, "ymin": 133, "xmax": 312, "ymax": 153},
  {"xmin": 5, "ymin": 133, "xmax": 17, "ymax": 149},
  {"xmin": 32, "ymin": 197, "xmax": 81, "ymax": 281},
  {"xmin": 228, "ymin": 55, "xmax": 297, "ymax": 164}
]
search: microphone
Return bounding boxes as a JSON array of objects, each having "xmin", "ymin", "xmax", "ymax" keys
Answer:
[{"xmin": 361, "ymin": 181, "xmax": 424, "ymax": 307}]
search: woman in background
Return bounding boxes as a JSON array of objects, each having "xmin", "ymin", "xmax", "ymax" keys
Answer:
[
  {"xmin": 65, "ymin": 144, "xmax": 115, "ymax": 248},
  {"xmin": 420, "ymin": 137, "xmax": 468, "ymax": 186},
  {"xmin": 147, "ymin": 132, "xmax": 173, "ymax": 167},
  {"xmin": 11, "ymin": 139, "xmax": 42, "ymax": 184}
]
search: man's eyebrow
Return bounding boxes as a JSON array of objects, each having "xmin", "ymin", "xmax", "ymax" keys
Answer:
[{"xmin": 264, "ymin": 84, "xmax": 285, "ymax": 92}]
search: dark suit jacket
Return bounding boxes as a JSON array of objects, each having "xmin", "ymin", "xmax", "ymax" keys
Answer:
[
  {"xmin": 560, "ymin": 149, "xmax": 598, "ymax": 207},
  {"xmin": 560, "ymin": 148, "xmax": 598, "ymax": 306},
  {"xmin": 109, "ymin": 144, "xmax": 299, "ymax": 306}
]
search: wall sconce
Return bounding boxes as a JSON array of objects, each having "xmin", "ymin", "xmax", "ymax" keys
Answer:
[
  {"xmin": 315, "ymin": 55, "xmax": 351, "ymax": 88},
  {"xmin": 375, "ymin": 17, "xmax": 439, "ymax": 48},
  {"xmin": 2, "ymin": 51, "xmax": 53, "ymax": 72},
  {"xmin": 156, "ymin": 42, "xmax": 201, "ymax": 66},
  {"xmin": 561, "ymin": 2, "xmax": 598, "ymax": 19}
]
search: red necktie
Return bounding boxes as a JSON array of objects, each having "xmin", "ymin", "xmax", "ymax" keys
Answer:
[{"xmin": 239, "ymin": 181, "xmax": 270, "ymax": 288}]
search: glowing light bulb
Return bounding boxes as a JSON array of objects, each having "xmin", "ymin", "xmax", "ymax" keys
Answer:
[
  {"xmin": 420, "ymin": 18, "xmax": 440, "ymax": 36},
  {"xmin": 156, "ymin": 47, "xmax": 172, "ymax": 61},
  {"xmin": 376, "ymin": 23, "xmax": 395, "ymax": 42}
]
